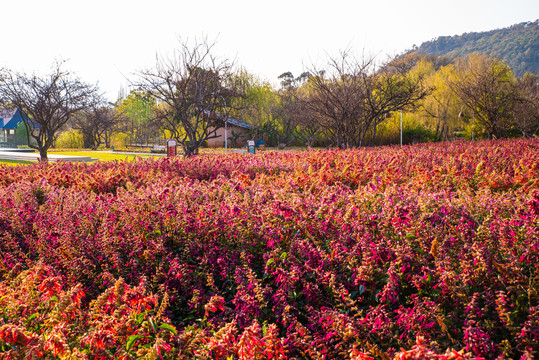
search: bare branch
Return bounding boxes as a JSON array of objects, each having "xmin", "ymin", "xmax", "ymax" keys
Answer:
[{"xmin": 133, "ymin": 38, "xmax": 241, "ymax": 156}]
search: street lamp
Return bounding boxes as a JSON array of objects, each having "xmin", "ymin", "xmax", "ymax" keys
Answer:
[
  {"xmin": 220, "ymin": 96, "xmax": 228, "ymax": 152},
  {"xmin": 472, "ymin": 113, "xmax": 475, "ymax": 141},
  {"xmin": 400, "ymin": 111, "xmax": 403, "ymax": 146},
  {"xmin": 459, "ymin": 105, "xmax": 475, "ymax": 141}
]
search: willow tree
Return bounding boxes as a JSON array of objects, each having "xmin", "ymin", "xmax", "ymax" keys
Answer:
[
  {"xmin": 229, "ymin": 70, "xmax": 281, "ymax": 145},
  {"xmin": 417, "ymin": 60, "xmax": 463, "ymax": 140}
]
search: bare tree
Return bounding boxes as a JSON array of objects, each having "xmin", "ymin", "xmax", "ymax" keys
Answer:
[
  {"xmin": 361, "ymin": 55, "xmax": 429, "ymax": 145},
  {"xmin": 275, "ymin": 73, "xmax": 322, "ymax": 147},
  {"xmin": 134, "ymin": 38, "xmax": 240, "ymax": 157},
  {"xmin": 302, "ymin": 51, "xmax": 428, "ymax": 148},
  {"xmin": 450, "ymin": 54, "xmax": 516, "ymax": 139},
  {"xmin": 303, "ymin": 51, "xmax": 369, "ymax": 148},
  {"xmin": 290, "ymin": 99, "xmax": 322, "ymax": 147},
  {"xmin": 72, "ymin": 105, "xmax": 122, "ymax": 150},
  {"xmin": 276, "ymin": 72, "xmax": 311, "ymax": 147},
  {"xmin": 512, "ymin": 73, "xmax": 539, "ymax": 137},
  {"xmin": 0, "ymin": 62, "xmax": 99, "ymax": 161}
]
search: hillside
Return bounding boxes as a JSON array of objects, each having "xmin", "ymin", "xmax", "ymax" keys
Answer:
[{"xmin": 414, "ymin": 20, "xmax": 539, "ymax": 76}]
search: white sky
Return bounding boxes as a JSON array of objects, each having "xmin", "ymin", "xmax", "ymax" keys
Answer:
[{"xmin": 2, "ymin": 0, "xmax": 538, "ymax": 101}]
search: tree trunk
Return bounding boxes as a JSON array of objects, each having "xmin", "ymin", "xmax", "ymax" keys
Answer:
[
  {"xmin": 184, "ymin": 143, "xmax": 198, "ymax": 157},
  {"xmin": 359, "ymin": 128, "xmax": 368, "ymax": 147},
  {"xmin": 369, "ymin": 123, "xmax": 378, "ymax": 146},
  {"xmin": 39, "ymin": 148, "xmax": 48, "ymax": 162},
  {"xmin": 82, "ymin": 133, "xmax": 94, "ymax": 149}
]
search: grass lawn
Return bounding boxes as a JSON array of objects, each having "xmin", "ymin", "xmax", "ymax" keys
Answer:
[
  {"xmin": 0, "ymin": 159, "xmax": 34, "ymax": 166},
  {"xmin": 0, "ymin": 150, "xmax": 166, "ymax": 165},
  {"xmin": 0, "ymin": 146, "xmax": 293, "ymax": 165},
  {"xmin": 48, "ymin": 150, "xmax": 166, "ymax": 162}
]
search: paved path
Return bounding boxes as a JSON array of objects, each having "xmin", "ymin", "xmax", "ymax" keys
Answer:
[
  {"xmin": 96, "ymin": 150, "xmax": 166, "ymax": 156},
  {"xmin": 0, "ymin": 151, "xmax": 94, "ymax": 162}
]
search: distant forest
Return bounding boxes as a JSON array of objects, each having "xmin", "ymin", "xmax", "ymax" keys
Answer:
[{"xmin": 412, "ymin": 20, "xmax": 538, "ymax": 76}]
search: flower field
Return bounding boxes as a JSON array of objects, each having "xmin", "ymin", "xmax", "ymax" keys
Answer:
[{"xmin": 0, "ymin": 139, "xmax": 538, "ymax": 359}]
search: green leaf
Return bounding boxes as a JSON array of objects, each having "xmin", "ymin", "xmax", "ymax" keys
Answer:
[
  {"xmin": 126, "ymin": 335, "xmax": 144, "ymax": 351},
  {"xmin": 280, "ymin": 252, "xmax": 287, "ymax": 260},
  {"xmin": 266, "ymin": 258, "xmax": 274, "ymax": 267},
  {"xmin": 158, "ymin": 323, "xmax": 178, "ymax": 336},
  {"xmin": 149, "ymin": 317, "xmax": 157, "ymax": 331},
  {"xmin": 50, "ymin": 296, "xmax": 58, "ymax": 303},
  {"xmin": 136, "ymin": 312, "xmax": 146, "ymax": 325},
  {"xmin": 26, "ymin": 313, "xmax": 38, "ymax": 322}
]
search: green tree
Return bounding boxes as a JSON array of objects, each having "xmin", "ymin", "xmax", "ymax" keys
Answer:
[
  {"xmin": 275, "ymin": 72, "xmax": 310, "ymax": 147},
  {"xmin": 117, "ymin": 90, "xmax": 158, "ymax": 145},
  {"xmin": 14, "ymin": 121, "xmax": 30, "ymax": 146},
  {"xmin": 417, "ymin": 59, "xmax": 463, "ymax": 140},
  {"xmin": 230, "ymin": 70, "xmax": 281, "ymax": 145}
]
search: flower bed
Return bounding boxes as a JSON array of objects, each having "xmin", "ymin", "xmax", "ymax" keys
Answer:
[{"xmin": 0, "ymin": 139, "xmax": 538, "ymax": 359}]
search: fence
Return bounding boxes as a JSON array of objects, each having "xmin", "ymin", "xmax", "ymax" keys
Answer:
[{"xmin": 125, "ymin": 137, "xmax": 168, "ymax": 148}]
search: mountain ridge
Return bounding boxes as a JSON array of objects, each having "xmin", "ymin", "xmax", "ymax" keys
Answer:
[{"xmin": 411, "ymin": 20, "xmax": 538, "ymax": 76}]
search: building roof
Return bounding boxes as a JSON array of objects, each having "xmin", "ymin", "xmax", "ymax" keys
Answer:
[
  {"xmin": 0, "ymin": 109, "xmax": 24, "ymax": 130},
  {"xmin": 204, "ymin": 110, "xmax": 254, "ymax": 130},
  {"xmin": 225, "ymin": 116, "xmax": 254, "ymax": 129}
]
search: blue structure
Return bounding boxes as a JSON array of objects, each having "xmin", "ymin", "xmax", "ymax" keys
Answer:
[{"xmin": 0, "ymin": 108, "xmax": 27, "ymax": 145}]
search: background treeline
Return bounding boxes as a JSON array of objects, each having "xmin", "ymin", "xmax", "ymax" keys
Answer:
[
  {"xmin": 57, "ymin": 50, "xmax": 539, "ymax": 153},
  {"xmin": 413, "ymin": 20, "xmax": 538, "ymax": 77},
  {"xmin": 2, "ymin": 28, "xmax": 539, "ymax": 159}
]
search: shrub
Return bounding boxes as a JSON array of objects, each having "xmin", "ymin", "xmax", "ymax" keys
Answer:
[
  {"xmin": 0, "ymin": 139, "xmax": 537, "ymax": 358},
  {"xmin": 55, "ymin": 129, "xmax": 84, "ymax": 149}
]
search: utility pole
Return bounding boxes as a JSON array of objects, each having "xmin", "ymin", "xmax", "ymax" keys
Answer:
[
  {"xmin": 400, "ymin": 111, "xmax": 403, "ymax": 146},
  {"xmin": 220, "ymin": 96, "xmax": 228, "ymax": 152},
  {"xmin": 472, "ymin": 113, "xmax": 475, "ymax": 141}
]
